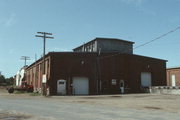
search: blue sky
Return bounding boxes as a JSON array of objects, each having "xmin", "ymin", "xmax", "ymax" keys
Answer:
[{"xmin": 0, "ymin": 0, "xmax": 180, "ymax": 77}]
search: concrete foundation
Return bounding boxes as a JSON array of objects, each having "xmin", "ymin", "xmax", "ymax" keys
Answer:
[{"xmin": 150, "ymin": 86, "xmax": 180, "ymax": 95}]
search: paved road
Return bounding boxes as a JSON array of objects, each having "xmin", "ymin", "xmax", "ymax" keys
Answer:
[{"xmin": 0, "ymin": 92, "xmax": 180, "ymax": 120}]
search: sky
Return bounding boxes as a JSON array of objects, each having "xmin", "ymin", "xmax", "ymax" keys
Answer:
[{"xmin": 0, "ymin": 0, "xmax": 180, "ymax": 77}]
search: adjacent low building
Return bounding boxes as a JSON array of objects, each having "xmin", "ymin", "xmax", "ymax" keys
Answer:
[
  {"xmin": 167, "ymin": 67, "xmax": 180, "ymax": 86},
  {"xmin": 25, "ymin": 38, "xmax": 167, "ymax": 95}
]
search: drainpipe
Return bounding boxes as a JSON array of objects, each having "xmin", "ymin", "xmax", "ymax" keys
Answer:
[{"xmin": 96, "ymin": 48, "xmax": 101, "ymax": 94}]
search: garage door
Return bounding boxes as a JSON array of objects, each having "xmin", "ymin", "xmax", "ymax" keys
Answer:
[
  {"xmin": 141, "ymin": 72, "xmax": 152, "ymax": 87},
  {"xmin": 73, "ymin": 77, "xmax": 89, "ymax": 95}
]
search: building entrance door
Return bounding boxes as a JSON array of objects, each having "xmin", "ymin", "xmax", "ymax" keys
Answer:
[
  {"xmin": 120, "ymin": 80, "xmax": 124, "ymax": 94},
  {"xmin": 57, "ymin": 79, "xmax": 66, "ymax": 95},
  {"xmin": 171, "ymin": 75, "xmax": 176, "ymax": 86}
]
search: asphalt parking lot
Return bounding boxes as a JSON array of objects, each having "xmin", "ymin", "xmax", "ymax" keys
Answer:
[{"xmin": 0, "ymin": 89, "xmax": 180, "ymax": 120}]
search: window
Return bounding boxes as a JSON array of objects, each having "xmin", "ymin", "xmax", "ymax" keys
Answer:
[
  {"xmin": 87, "ymin": 46, "xmax": 90, "ymax": 51},
  {"xmin": 59, "ymin": 81, "xmax": 65, "ymax": 84},
  {"xmin": 111, "ymin": 79, "xmax": 116, "ymax": 85}
]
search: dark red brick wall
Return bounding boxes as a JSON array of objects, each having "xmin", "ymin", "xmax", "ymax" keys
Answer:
[
  {"xmin": 26, "ymin": 56, "xmax": 51, "ymax": 92},
  {"xmin": 99, "ymin": 54, "xmax": 166, "ymax": 93},
  {"xmin": 25, "ymin": 52, "xmax": 166, "ymax": 95},
  {"xmin": 48, "ymin": 52, "xmax": 166, "ymax": 95},
  {"xmin": 49, "ymin": 52, "xmax": 98, "ymax": 95}
]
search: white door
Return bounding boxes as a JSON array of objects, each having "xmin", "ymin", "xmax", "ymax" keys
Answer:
[
  {"xmin": 141, "ymin": 72, "xmax": 152, "ymax": 87},
  {"xmin": 73, "ymin": 77, "xmax": 89, "ymax": 95},
  {"xmin": 171, "ymin": 75, "xmax": 176, "ymax": 86},
  {"xmin": 57, "ymin": 79, "xmax": 66, "ymax": 95}
]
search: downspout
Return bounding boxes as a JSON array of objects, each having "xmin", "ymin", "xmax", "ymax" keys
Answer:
[{"xmin": 96, "ymin": 48, "xmax": 101, "ymax": 94}]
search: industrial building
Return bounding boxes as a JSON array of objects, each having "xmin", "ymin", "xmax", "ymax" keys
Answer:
[
  {"xmin": 167, "ymin": 67, "xmax": 180, "ymax": 86},
  {"xmin": 25, "ymin": 38, "xmax": 167, "ymax": 95}
]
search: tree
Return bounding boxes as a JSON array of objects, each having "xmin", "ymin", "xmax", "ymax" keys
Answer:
[
  {"xmin": 0, "ymin": 75, "xmax": 5, "ymax": 83},
  {"xmin": 5, "ymin": 77, "xmax": 14, "ymax": 85},
  {"xmin": 0, "ymin": 74, "xmax": 14, "ymax": 86}
]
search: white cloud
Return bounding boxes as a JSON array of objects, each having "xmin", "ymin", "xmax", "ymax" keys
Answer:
[
  {"xmin": 121, "ymin": 0, "xmax": 144, "ymax": 6},
  {"xmin": 5, "ymin": 13, "xmax": 16, "ymax": 27},
  {"xmin": 120, "ymin": 0, "xmax": 157, "ymax": 17},
  {"xmin": 8, "ymin": 49, "xmax": 14, "ymax": 54}
]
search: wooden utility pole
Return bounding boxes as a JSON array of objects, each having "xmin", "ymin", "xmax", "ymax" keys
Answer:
[
  {"xmin": 35, "ymin": 32, "xmax": 54, "ymax": 96},
  {"xmin": 21, "ymin": 56, "xmax": 30, "ymax": 66}
]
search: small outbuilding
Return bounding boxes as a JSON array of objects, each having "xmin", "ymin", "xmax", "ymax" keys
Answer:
[{"xmin": 167, "ymin": 67, "xmax": 180, "ymax": 86}]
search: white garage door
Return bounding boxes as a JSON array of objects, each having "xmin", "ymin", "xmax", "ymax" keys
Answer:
[
  {"xmin": 141, "ymin": 72, "xmax": 152, "ymax": 87},
  {"xmin": 73, "ymin": 77, "xmax": 89, "ymax": 95}
]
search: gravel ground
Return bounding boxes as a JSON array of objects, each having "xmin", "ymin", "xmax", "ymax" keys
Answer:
[{"xmin": 0, "ymin": 88, "xmax": 180, "ymax": 120}]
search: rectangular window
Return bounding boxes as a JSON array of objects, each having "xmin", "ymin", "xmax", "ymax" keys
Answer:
[
  {"xmin": 59, "ymin": 81, "xmax": 65, "ymax": 84},
  {"xmin": 112, "ymin": 79, "xmax": 116, "ymax": 85}
]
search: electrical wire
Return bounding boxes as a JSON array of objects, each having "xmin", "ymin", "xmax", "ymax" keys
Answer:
[
  {"xmin": 98, "ymin": 26, "xmax": 180, "ymax": 59},
  {"xmin": 134, "ymin": 26, "xmax": 180, "ymax": 49}
]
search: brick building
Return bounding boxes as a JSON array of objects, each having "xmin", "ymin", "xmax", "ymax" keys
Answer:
[
  {"xmin": 25, "ymin": 53, "xmax": 166, "ymax": 95},
  {"xmin": 25, "ymin": 38, "xmax": 167, "ymax": 95},
  {"xmin": 167, "ymin": 67, "xmax": 180, "ymax": 86}
]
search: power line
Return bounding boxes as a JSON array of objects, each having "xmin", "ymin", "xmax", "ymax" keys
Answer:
[
  {"xmin": 98, "ymin": 26, "xmax": 180, "ymax": 59},
  {"xmin": 21, "ymin": 56, "xmax": 30, "ymax": 66},
  {"xmin": 35, "ymin": 32, "xmax": 54, "ymax": 96},
  {"xmin": 134, "ymin": 26, "xmax": 180, "ymax": 49},
  {"xmin": 35, "ymin": 32, "xmax": 54, "ymax": 74}
]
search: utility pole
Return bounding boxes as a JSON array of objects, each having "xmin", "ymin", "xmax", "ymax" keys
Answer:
[
  {"xmin": 21, "ymin": 56, "xmax": 30, "ymax": 66},
  {"xmin": 35, "ymin": 32, "xmax": 54, "ymax": 96}
]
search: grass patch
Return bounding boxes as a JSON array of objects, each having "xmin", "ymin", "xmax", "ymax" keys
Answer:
[
  {"xmin": 29, "ymin": 92, "xmax": 41, "ymax": 96},
  {"xmin": 13, "ymin": 90, "xmax": 41, "ymax": 96},
  {"xmin": 7, "ymin": 88, "xmax": 41, "ymax": 96},
  {"xmin": 14, "ymin": 91, "xmax": 26, "ymax": 94}
]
